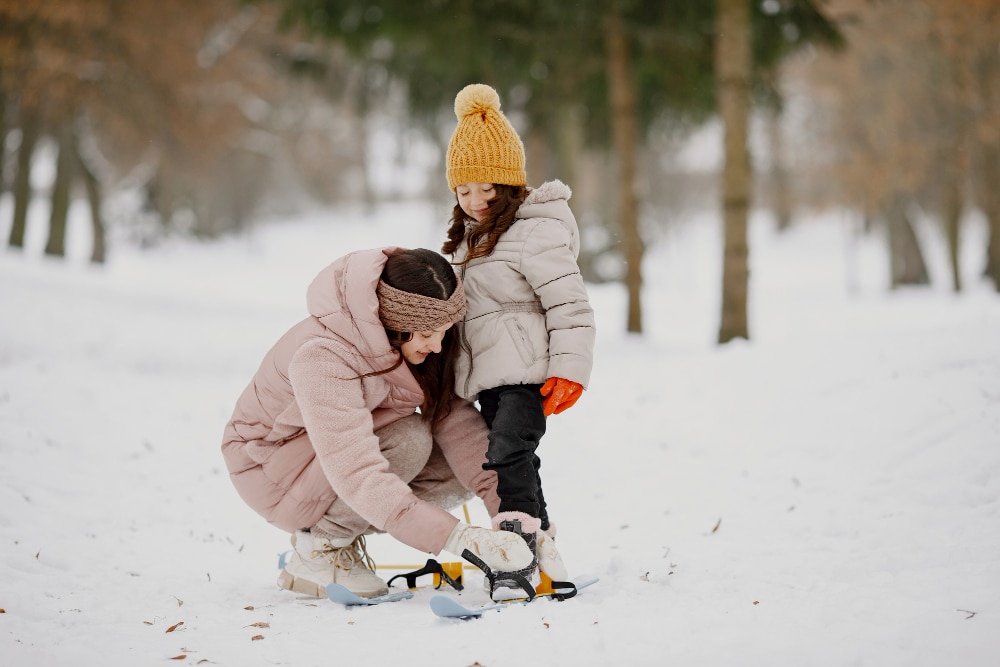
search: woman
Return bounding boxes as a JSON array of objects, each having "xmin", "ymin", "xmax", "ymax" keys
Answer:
[{"xmin": 221, "ymin": 247, "xmax": 544, "ymax": 598}]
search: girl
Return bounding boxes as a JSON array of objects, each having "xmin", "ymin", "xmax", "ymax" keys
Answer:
[
  {"xmin": 442, "ymin": 84, "xmax": 596, "ymax": 599},
  {"xmin": 221, "ymin": 247, "xmax": 537, "ymax": 598}
]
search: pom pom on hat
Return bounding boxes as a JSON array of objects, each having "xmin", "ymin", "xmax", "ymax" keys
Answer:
[
  {"xmin": 454, "ymin": 83, "xmax": 502, "ymax": 119},
  {"xmin": 446, "ymin": 83, "xmax": 526, "ymax": 191}
]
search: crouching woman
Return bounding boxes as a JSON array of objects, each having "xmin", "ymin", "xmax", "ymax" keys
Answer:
[{"xmin": 221, "ymin": 247, "xmax": 554, "ymax": 598}]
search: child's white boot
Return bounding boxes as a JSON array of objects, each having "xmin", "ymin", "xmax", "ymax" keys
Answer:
[
  {"xmin": 488, "ymin": 512, "xmax": 542, "ymax": 600},
  {"xmin": 278, "ymin": 530, "xmax": 388, "ymax": 599}
]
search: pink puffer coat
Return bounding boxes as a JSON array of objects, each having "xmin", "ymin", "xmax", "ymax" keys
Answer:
[{"xmin": 221, "ymin": 247, "xmax": 499, "ymax": 554}]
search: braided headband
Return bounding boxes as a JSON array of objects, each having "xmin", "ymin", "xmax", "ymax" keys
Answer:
[{"xmin": 376, "ymin": 278, "xmax": 466, "ymax": 332}]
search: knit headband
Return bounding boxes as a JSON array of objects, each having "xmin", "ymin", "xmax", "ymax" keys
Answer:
[{"xmin": 376, "ymin": 279, "xmax": 466, "ymax": 333}]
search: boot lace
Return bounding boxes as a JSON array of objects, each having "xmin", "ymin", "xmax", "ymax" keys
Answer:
[{"xmin": 312, "ymin": 535, "xmax": 377, "ymax": 572}]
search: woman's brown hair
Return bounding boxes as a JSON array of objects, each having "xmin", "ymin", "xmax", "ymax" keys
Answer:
[
  {"xmin": 441, "ymin": 184, "xmax": 528, "ymax": 264},
  {"xmin": 377, "ymin": 248, "xmax": 460, "ymax": 426}
]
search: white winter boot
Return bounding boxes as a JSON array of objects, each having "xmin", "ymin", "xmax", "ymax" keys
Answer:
[
  {"xmin": 489, "ymin": 512, "xmax": 542, "ymax": 601},
  {"xmin": 277, "ymin": 531, "xmax": 388, "ymax": 599}
]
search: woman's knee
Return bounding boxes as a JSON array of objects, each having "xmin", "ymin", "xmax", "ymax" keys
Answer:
[{"xmin": 374, "ymin": 413, "xmax": 434, "ymax": 481}]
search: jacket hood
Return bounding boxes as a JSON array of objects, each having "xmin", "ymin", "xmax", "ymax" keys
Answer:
[
  {"xmin": 522, "ymin": 179, "xmax": 572, "ymax": 207},
  {"xmin": 516, "ymin": 180, "xmax": 575, "ymax": 228},
  {"xmin": 306, "ymin": 247, "xmax": 401, "ymax": 360},
  {"xmin": 516, "ymin": 179, "xmax": 580, "ymax": 256}
]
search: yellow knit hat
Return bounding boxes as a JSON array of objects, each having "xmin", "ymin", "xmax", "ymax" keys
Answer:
[{"xmin": 446, "ymin": 84, "xmax": 526, "ymax": 191}]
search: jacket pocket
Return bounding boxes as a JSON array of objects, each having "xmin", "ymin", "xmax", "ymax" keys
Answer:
[
  {"xmin": 230, "ymin": 421, "xmax": 305, "ymax": 464},
  {"xmin": 504, "ymin": 318, "xmax": 537, "ymax": 367}
]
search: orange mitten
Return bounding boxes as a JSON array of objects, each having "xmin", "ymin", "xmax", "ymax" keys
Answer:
[{"xmin": 539, "ymin": 377, "xmax": 583, "ymax": 416}]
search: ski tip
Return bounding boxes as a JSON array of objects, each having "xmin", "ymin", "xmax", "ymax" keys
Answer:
[
  {"xmin": 326, "ymin": 583, "xmax": 414, "ymax": 606},
  {"xmin": 325, "ymin": 583, "xmax": 368, "ymax": 605},
  {"xmin": 429, "ymin": 595, "xmax": 486, "ymax": 619}
]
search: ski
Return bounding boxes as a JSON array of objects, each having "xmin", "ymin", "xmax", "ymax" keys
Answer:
[
  {"xmin": 429, "ymin": 577, "xmax": 599, "ymax": 619},
  {"xmin": 325, "ymin": 583, "xmax": 414, "ymax": 606}
]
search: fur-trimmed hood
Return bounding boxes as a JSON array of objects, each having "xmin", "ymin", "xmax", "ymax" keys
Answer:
[{"xmin": 523, "ymin": 179, "xmax": 572, "ymax": 206}]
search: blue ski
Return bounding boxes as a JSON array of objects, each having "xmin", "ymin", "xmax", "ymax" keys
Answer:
[
  {"xmin": 325, "ymin": 583, "xmax": 414, "ymax": 606},
  {"xmin": 430, "ymin": 577, "xmax": 599, "ymax": 619}
]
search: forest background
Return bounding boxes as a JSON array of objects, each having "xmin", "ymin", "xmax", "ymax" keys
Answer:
[{"xmin": 2, "ymin": 0, "xmax": 999, "ymax": 341}]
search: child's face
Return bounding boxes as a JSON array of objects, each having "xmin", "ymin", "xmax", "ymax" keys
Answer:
[{"xmin": 455, "ymin": 182, "xmax": 495, "ymax": 222}]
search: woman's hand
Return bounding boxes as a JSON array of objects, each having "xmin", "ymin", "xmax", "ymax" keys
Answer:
[
  {"xmin": 442, "ymin": 523, "xmax": 534, "ymax": 572},
  {"xmin": 540, "ymin": 377, "xmax": 583, "ymax": 416}
]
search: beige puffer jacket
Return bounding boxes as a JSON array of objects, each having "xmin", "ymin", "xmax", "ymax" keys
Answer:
[
  {"xmin": 221, "ymin": 247, "xmax": 499, "ymax": 554},
  {"xmin": 453, "ymin": 180, "xmax": 596, "ymax": 399}
]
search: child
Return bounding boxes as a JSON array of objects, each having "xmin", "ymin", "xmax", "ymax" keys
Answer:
[{"xmin": 441, "ymin": 83, "xmax": 596, "ymax": 599}]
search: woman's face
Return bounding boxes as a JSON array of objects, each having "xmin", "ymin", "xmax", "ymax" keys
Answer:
[
  {"xmin": 455, "ymin": 182, "xmax": 495, "ymax": 222},
  {"xmin": 400, "ymin": 323, "xmax": 452, "ymax": 364}
]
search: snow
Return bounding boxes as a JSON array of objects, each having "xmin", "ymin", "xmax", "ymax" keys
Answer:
[{"xmin": 1, "ymin": 199, "xmax": 998, "ymax": 667}]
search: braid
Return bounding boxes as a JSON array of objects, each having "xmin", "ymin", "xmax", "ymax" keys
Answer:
[
  {"xmin": 442, "ymin": 184, "xmax": 528, "ymax": 265},
  {"xmin": 441, "ymin": 205, "xmax": 467, "ymax": 257}
]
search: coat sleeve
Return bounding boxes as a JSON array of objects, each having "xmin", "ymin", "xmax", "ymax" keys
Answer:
[
  {"xmin": 519, "ymin": 219, "xmax": 596, "ymax": 388},
  {"xmin": 432, "ymin": 397, "xmax": 501, "ymax": 517},
  {"xmin": 288, "ymin": 339, "xmax": 458, "ymax": 553}
]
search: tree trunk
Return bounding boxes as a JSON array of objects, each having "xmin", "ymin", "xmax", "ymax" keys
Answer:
[
  {"xmin": 525, "ymin": 125, "xmax": 551, "ymax": 185},
  {"xmin": 766, "ymin": 104, "xmax": 792, "ymax": 231},
  {"xmin": 941, "ymin": 167, "xmax": 963, "ymax": 292},
  {"xmin": 552, "ymin": 102, "xmax": 586, "ymax": 192},
  {"xmin": 72, "ymin": 132, "xmax": 106, "ymax": 264},
  {"xmin": 886, "ymin": 197, "xmax": 930, "ymax": 287},
  {"xmin": 45, "ymin": 123, "xmax": 75, "ymax": 258},
  {"xmin": 9, "ymin": 112, "xmax": 41, "ymax": 249},
  {"xmin": 604, "ymin": 3, "xmax": 644, "ymax": 333},
  {"xmin": 981, "ymin": 144, "xmax": 1000, "ymax": 290},
  {"xmin": 0, "ymin": 93, "xmax": 6, "ymax": 197},
  {"xmin": 716, "ymin": 0, "xmax": 752, "ymax": 343}
]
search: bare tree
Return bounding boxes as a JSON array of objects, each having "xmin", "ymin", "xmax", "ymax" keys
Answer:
[
  {"xmin": 716, "ymin": 0, "xmax": 752, "ymax": 343},
  {"xmin": 44, "ymin": 121, "xmax": 75, "ymax": 258},
  {"xmin": 983, "ymin": 146, "xmax": 1000, "ymax": 288},
  {"xmin": 7, "ymin": 108, "xmax": 39, "ymax": 249},
  {"xmin": 2, "ymin": 0, "xmax": 357, "ymax": 257},
  {"xmin": 886, "ymin": 197, "xmax": 930, "ymax": 287},
  {"xmin": 72, "ymin": 124, "xmax": 106, "ymax": 263},
  {"xmin": 784, "ymin": 0, "xmax": 1000, "ymax": 290}
]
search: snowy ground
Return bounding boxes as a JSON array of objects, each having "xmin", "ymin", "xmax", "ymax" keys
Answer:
[{"xmin": 1, "ymin": 199, "xmax": 998, "ymax": 666}]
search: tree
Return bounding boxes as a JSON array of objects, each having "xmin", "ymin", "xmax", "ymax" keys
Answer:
[
  {"xmin": 44, "ymin": 122, "xmax": 75, "ymax": 258},
  {"xmin": 7, "ymin": 109, "xmax": 39, "ymax": 250},
  {"xmin": 783, "ymin": 0, "xmax": 999, "ymax": 291},
  {"xmin": 270, "ymin": 0, "xmax": 716, "ymax": 333},
  {"xmin": 2, "ymin": 0, "xmax": 339, "ymax": 258},
  {"xmin": 604, "ymin": 2, "xmax": 644, "ymax": 333},
  {"xmin": 983, "ymin": 146, "xmax": 1000, "ymax": 289},
  {"xmin": 716, "ymin": 0, "xmax": 752, "ymax": 343}
]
